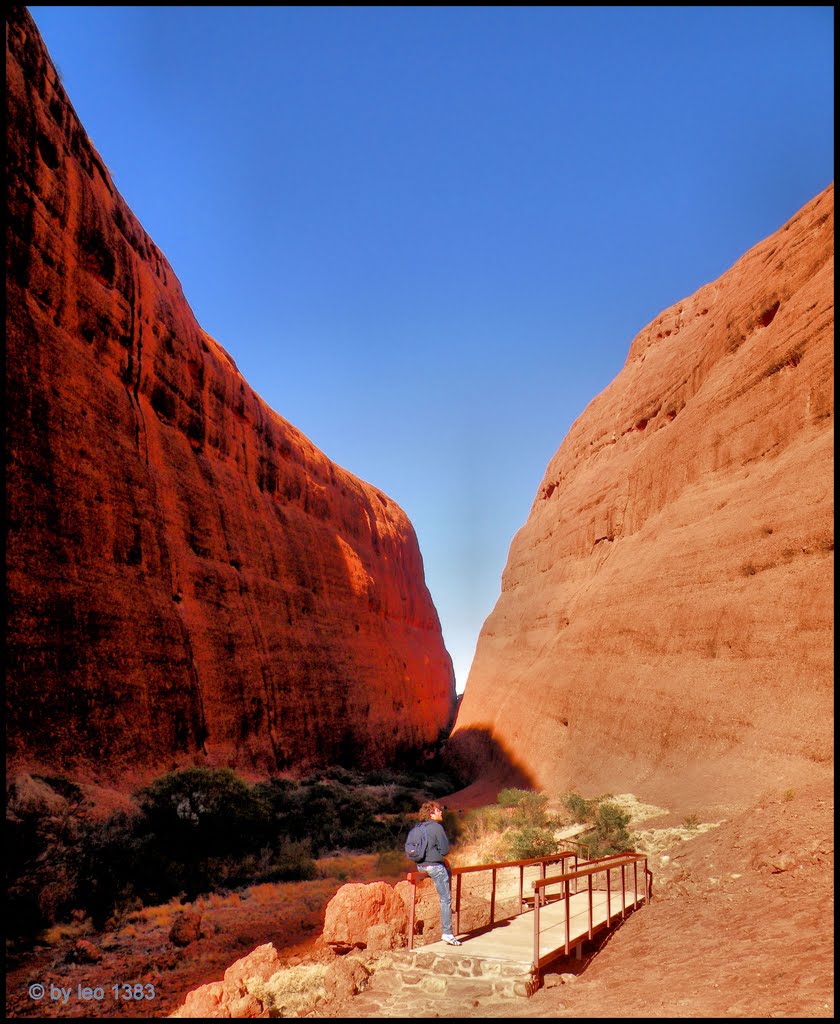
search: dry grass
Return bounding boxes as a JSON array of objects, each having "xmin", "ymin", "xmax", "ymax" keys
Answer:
[
  {"xmin": 127, "ymin": 898, "xmax": 184, "ymax": 928},
  {"xmin": 193, "ymin": 890, "xmax": 243, "ymax": 911},
  {"xmin": 246, "ymin": 963, "xmax": 329, "ymax": 1015},
  {"xmin": 245, "ymin": 883, "xmax": 284, "ymax": 906},
  {"xmin": 39, "ymin": 921, "xmax": 91, "ymax": 946},
  {"xmin": 316, "ymin": 852, "xmax": 364, "ymax": 880}
]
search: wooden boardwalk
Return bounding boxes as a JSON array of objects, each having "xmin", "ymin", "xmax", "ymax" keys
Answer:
[
  {"xmin": 407, "ymin": 853, "xmax": 653, "ymax": 982},
  {"xmin": 419, "ymin": 887, "xmax": 643, "ymax": 966}
]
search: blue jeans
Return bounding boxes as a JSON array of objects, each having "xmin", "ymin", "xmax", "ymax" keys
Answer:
[{"xmin": 419, "ymin": 862, "xmax": 453, "ymax": 935}]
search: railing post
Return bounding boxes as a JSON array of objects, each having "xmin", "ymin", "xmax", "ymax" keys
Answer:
[
  {"xmin": 408, "ymin": 873, "xmax": 416, "ymax": 951},
  {"xmin": 490, "ymin": 867, "xmax": 496, "ymax": 926},
  {"xmin": 519, "ymin": 864, "xmax": 524, "ymax": 915},
  {"xmin": 455, "ymin": 871, "xmax": 462, "ymax": 936},
  {"xmin": 533, "ymin": 882, "xmax": 541, "ymax": 970},
  {"xmin": 621, "ymin": 863, "xmax": 626, "ymax": 919},
  {"xmin": 606, "ymin": 866, "xmax": 612, "ymax": 923},
  {"xmin": 564, "ymin": 878, "xmax": 571, "ymax": 955},
  {"xmin": 587, "ymin": 872, "xmax": 593, "ymax": 940}
]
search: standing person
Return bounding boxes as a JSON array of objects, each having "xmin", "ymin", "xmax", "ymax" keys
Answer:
[{"xmin": 415, "ymin": 801, "xmax": 461, "ymax": 946}]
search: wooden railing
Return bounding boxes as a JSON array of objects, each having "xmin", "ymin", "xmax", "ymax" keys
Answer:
[
  {"xmin": 405, "ymin": 848, "xmax": 584, "ymax": 951},
  {"xmin": 532, "ymin": 851, "xmax": 653, "ymax": 970}
]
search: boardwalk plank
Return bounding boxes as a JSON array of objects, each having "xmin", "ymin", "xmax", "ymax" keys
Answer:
[{"xmin": 417, "ymin": 888, "xmax": 646, "ymax": 968}]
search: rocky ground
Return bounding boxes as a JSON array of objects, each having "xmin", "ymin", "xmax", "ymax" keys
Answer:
[
  {"xmin": 6, "ymin": 776, "xmax": 833, "ymax": 1019},
  {"xmin": 5, "ymin": 854, "xmax": 401, "ymax": 1019}
]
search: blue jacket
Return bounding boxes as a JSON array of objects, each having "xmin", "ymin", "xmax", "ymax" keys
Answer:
[{"xmin": 420, "ymin": 820, "xmax": 450, "ymax": 864}]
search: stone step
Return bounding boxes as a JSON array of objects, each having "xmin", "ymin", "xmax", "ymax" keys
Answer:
[{"xmin": 386, "ymin": 948, "xmax": 538, "ymax": 999}]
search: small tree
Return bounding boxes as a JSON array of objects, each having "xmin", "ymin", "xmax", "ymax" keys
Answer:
[
  {"xmin": 563, "ymin": 792, "xmax": 595, "ymax": 823},
  {"xmin": 497, "ymin": 788, "xmax": 552, "ymax": 828},
  {"xmin": 586, "ymin": 802, "xmax": 633, "ymax": 857},
  {"xmin": 134, "ymin": 767, "xmax": 271, "ymax": 899},
  {"xmin": 504, "ymin": 826, "xmax": 558, "ymax": 861}
]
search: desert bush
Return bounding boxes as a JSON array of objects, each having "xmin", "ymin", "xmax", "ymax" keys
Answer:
[
  {"xmin": 254, "ymin": 840, "xmax": 317, "ymax": 883},
  {"xmin": 459, "ymin": 805, "xmax": 508, "ymax": 846},
  {"xmin": 374, "ymin": 848, "xmax": 408, "ymax": 876},
  {"xmin": 422, "ymin": 772, "xmax": 461, "ymax": 797},
  {"xmin": 584, "ymin": 801, "xmax": 633, "ymax": 857},
  {"xmin": 254, "ymin": 774, "xmax": 422, "ymax": 855},
  {"xmin": 504, "ymin": 826, "xmax": 559, "ymax": 861},
  {"xmin": 76, "ymin": 810, "xmax": 145, "ymax": 927},
  {"xmin": 497, "ymin": 788, "xmax": 532, "ymax": 807},
  {"xmin": 511, "ymin": 792, "xmax": 551, "ymax": 829},
  {"xmin": 137, "ymin": 767, "xmax": 268, "ymax": 857},
  {"xmin": 7, "ymin": 762, "xmax": 458, "ymax": 939},
  {"xmin": 6, "ymin": 775, "xmax": 88, "ymax": 937},
  {"xmin": 563, "ymin": 791, "xmax": 595, "ymax": 823},
  {"xmin": 133, "ymin": 767, "xmax": 274, "ymax": 900},
  {"xmin": 247, "ymin": 964, "xmax": 329, "ymax": 1016}
]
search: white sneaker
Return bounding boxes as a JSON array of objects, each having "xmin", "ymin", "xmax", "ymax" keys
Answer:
[{"xmin": 442, "ymin": 934, "xmax": 462, "ymax": 946}]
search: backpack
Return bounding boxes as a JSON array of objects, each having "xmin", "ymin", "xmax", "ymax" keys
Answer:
[{"xmin": 404, "ymin": 821, "xmax": 430, "ymax": 862}]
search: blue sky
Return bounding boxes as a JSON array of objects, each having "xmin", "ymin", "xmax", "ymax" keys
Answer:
[{"xmin": 28, "ymin": 6, "xmax": 834, "ymax": 693}]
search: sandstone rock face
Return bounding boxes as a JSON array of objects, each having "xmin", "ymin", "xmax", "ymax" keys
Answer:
[
  {"xmin": 175, "ymin": 942, "xmax": 286, "ymax": 1018},
  {"xmin": 322, "ymin": 881, "xmax": 409, "ymax": 952},
  {"xmin": 6, "ymin": 8, "xmax": 455, "ymax": 779},
  {"xmin": 451, "ymin": 184, "xmax": 834, "ymax": 811}
]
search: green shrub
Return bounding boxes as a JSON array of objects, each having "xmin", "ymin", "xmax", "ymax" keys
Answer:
[
  {"xmin": 459, "ymin": 805, "xmax": 508, "ymax": 846},
  {"xmin": 563, "ymin": 792, "xmax": 595, "ymax": 823},
  {"xmin": 495, "ymin": 788, "xmax": 555, "ymax": 831},
  {"xmin": 512, "ymin": 793, "xmax": 551, "ymax": 829},
  {"xmin": 7, "ymin": 763, "xmax": 458, "ymax": 939},
  {"xmin": 255, "ymin": 840, "xmax": 317, "ymax": 883},
  {"xmin": 77, "ymin": 810, "xmax": 145, "ymax": 927},
  {"xmin": 423, "ymin": 772, "xmax": 461, "ymax": 797},
  {"xmin": 137, "ymin": 767, "xmax": 269, "ymax": 858},
  {"xmin": 584, "ymin": 802, "xmax": 633, "ymax": 857},
  {"xmin": 132, "ymin": 767, "xmax": 272, "ymax": 899},
  {"xmin": 497, "ymin": 788, "xmax": 531, "ymax": 807},
  {"xmin": 374, "ymin": 848, "xmax": 409, "ymax": 876},
  {"xmin": 6, "ymin": 775, "xmax": 88, "ymax": 937},
  {"xmin": 504, "ymin": 826, "xmax": 559, "ymax": 861}
]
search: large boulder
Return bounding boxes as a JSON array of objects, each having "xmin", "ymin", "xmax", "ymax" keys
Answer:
[
  {"xmin": 323, "ymin": 881, "xmax": 410, "ymax": 952},
  {"xmin": 175, "ymin": 943, "xmax": 285, "ymax": 1018}
]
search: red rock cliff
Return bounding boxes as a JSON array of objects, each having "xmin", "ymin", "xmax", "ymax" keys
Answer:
[
  {"xmin": 451, "ymin": 185, "xmax": 834, "ymax": 810},
  {"xmin": 6, "ymin": 8, "xmax": 455, "ymax": 779}
]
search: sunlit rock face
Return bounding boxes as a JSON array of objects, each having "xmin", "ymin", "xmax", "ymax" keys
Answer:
[
  {"xmin": 452, "ymin": 184, "xmax": 834, "ymax": 810},
  {"xmin": 6, "ymin": 8, "xmax": 455, "ymax": 779}
]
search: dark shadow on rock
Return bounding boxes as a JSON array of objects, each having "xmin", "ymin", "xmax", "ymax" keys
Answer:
[{"xmin": 441, "ymin": 726, "xmax": 537, "ymax": 807}]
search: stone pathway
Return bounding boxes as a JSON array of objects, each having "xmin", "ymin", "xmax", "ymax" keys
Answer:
[{"xmin": 316, "ymin": 948, "xmax": 538, "ymax": 1018}]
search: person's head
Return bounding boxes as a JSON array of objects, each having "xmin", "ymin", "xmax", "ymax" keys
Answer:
[{"xmin": 418, "ymin": 800, "xmax": 444, "ymax": 822}]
